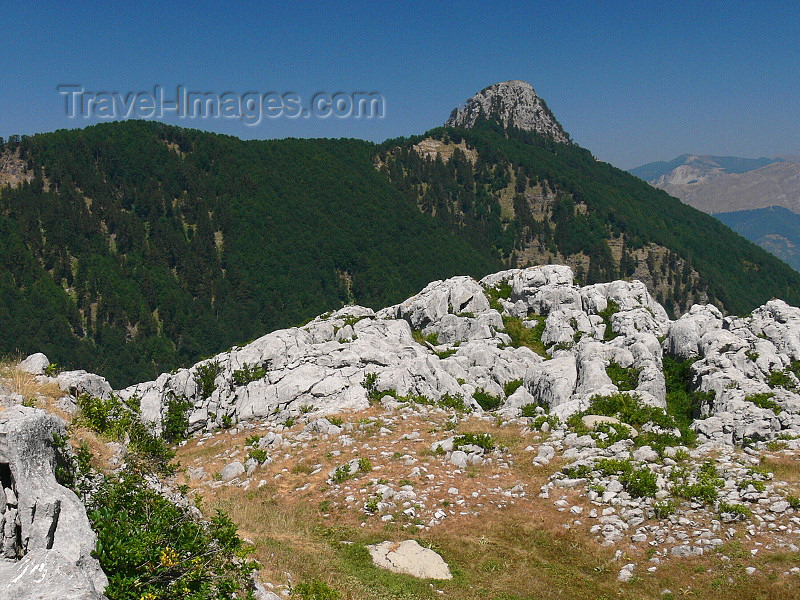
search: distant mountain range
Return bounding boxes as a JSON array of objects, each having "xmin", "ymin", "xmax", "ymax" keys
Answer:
[
  {"xmin": 2, "ymin": 81, "xmax": 799, "ymax": 387},
  {"xmin": 715, "ymin": 206, "xmax": 800, "ymax": 271},
  {"xmin": 630, "ymin": 154, "xmax": 800, "ymax": 272}
]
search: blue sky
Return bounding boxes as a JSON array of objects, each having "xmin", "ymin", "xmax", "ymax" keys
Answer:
[{"xmin": 1, "ymin": 1, "xmax": 798, "ymax": 169}]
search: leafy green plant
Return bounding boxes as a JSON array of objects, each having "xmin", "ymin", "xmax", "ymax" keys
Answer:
[
  {"xmin": 87, "ymin": 470, "xmax": 258, "ymax": 600},
  {"xmin": 248, "ymin": 449, "xmax": 268, "ymax": 463},
  {"xmin": 653, "ymin": 499, "xmax": 676, "ymax": 519},
  {"xmin": 745, "ymin": 392, "xmax": 781, "ymax": 414},
  {"xmin": 194, "ymin": 360, "xmax": 222, "ymax": 399},
  {"xmin": 331, "ymin": 463, "xmax": 352, "ymax": 483},
  {"xmin": 365, "ymin": 496, "xmax": 380, "ymax": 513},
  {"xmin": 163, "ymin": 392, "xmax": 192, "ymax": 444},
  {"xmin": 291, "ymin": 579, "xmax": 340, "ymax": 600},
  {"xmin": 327, "ymin": 415, "xmax": 343, "ymax": 427},
  {"xmin": 412, "ymin": 329, "xmax": 439, "ymax": 346},
  {"xmin": 358, "ymin": 457, "xmax": 372, "ymax": 473},
  {"xmin": 44, "ymin": 362, "xmax": 60, "ymax": 377},
  {"xmin": 437, "ymin": 393, "xmax": 470, "ymax": 413},
  {"xmin": 718, "ymin": 502, "xmax": 752, "ymax": 518},
  {"xmin": 594, "ymin": 458, "xmax": 657, "ymax": 498},
  {"xmin": 787, "ymin": 495, "xmax": 800, "ymax": 509},
  {"xmin": 530, "ymin": 414, "xmax": 560, "ymax": 430},
  {"xmin": 606, "ymin": 361, "xmax": 641, "ymax": 391},
  {"xmin": 766, "ymin": 368, "xmax": 797, "ymax": 391},
  {"xmin": 502, "ymin": 315, "xmax": 547, "ymax": 357},
  {"xmin": 503, "ymin": 379, "xmax": 524, "ymax": 397},
  {"xmin": 473, "ymin": 388, "xmax": 503, "ymax": 411},
  {"xmin": 673, "ymin": 460, "xmax": 724, "ymax": 504},
  {"xmin": 232, "ymin": 362, "xmax": 267, "ymax": 386},
  {"xmin": 561, "ymin": 464, "xmax": 592, "ymax": 479},
  {"xmin": 599, "ymin": 299, "xmax": 620, "ymax": 340},
  {"xmin": 520, "ymin": 403, "xmax": 539, "ymax": 418},
  {"xmin": 362, "ymin": 372, "xmax": 382, "ymax": 405},
  {"xmin": 453, "ymin": 432, "xmax": 496, "ymax": 452},
  {"xmin": 485, "ymin": 282, "xmax": 512, "ymax": 312}
]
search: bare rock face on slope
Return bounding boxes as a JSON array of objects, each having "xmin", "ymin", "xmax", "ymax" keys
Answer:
[
  {"xmin": 445, "ymin": 80, "xmax": 571, "ymax": 143},
  {"xmin": 0, "ymin": 406, "xmax": 107, "ymax": 600}
]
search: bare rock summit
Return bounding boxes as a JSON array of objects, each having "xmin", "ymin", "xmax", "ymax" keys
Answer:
[{"xmin": 446, "ymin": 80, "xmax": 571, "ymax": 143}]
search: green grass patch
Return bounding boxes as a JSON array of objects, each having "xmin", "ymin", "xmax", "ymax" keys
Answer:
[{"xmin": 502, "ymin": 315, "xmax": 547, "ymax": 358}]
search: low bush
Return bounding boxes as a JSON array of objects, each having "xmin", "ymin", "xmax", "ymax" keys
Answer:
[
  {"xmin": 606, "ymin": 361, "xmax": 641, "ymax": 392},
  {"xmin": 232, "ymin": 362, "xmax": 267, "ymax": 386},
  {"xmin": 87, "ymin": 471, "xmax": 257, "ymax": 600},
  {"xmin": 745, "ymin": 392, "xmax": 781, "ymax": 414},
  {"xmin": 291, "ymin": 579, "xmax": 340, "ymax": 600},
  {"xmin": 503, "ymin": 379, "xmax": 524, "ymax": 397},
  {"xmin": 473, "ymin": 388, "xmax": 503, "ymax": 412},
  {"xmin": 453, "ymin": 433, "xmax": 496, "ymax": 452},
  {"xmin": 194, "ymin": 360, "xmax": 222, "ymax": 399}
]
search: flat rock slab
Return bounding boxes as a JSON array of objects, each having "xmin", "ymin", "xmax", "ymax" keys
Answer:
[{"xmin": 367, "ymin": 539, "xmax": 452, "ymax": 580}]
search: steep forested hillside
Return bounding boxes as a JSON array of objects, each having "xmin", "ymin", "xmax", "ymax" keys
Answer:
[
  {"xmin": 0, "ymin": 122, "xmax": 501, "ymax": 386},
  {"xmin": 2, "ymin": 118, "xmax": 799, "ymax": 388},
  {"xmin": 377, "ymin": 122, "xmax": 800, "ymax": 316}
]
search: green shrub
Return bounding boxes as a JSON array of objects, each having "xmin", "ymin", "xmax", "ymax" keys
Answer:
[
  {"xmin": 718, "ymin": 502, "xmax": 752, "ymax": 518},
  {"xmin": 332, "ymin": 463, "xmax": 352, "ymax": 483},
  {"xmin": 594, "ymin": 458, "xmax": 657, "ymax": 498},
  {"xmin": 44, "ymin": 362, "xmax": 60, "ymax": 377},
  {"xmin": 362, "ymin": 372, "xmax": 382, "ymax": 404},
  {"xmin": 745, "ymin": 392, "xmax": 781, "ymax": 414},
  {"xmin": 358, "ymin": 457, "xmax": 372, "ymax": 473},
  {"xmin": 194, "ymin": 360, "xmax": 222, "ymax": 399},
  {"xmin": 561, "ymin": 464, "xmax": 592, "ymax": 479},
  {"xmin": 606, "ymin": 361, "xmax": 641, "ymax": 392},
  {"xmin": 412, "ymin": 330, "xmax": 439, "ymax": 346},
  {"xmin": 503, "ymin": 379, "xmax": 524, "ymax": 397},
  {"xmin": 87, "ymin": 471, "xmax": 257, "ymax": 600},
  {"xmin": 599, "ymin": 299, "xmax": 620, "ymax": 340},
  {"xmin": 291, "ymin": 579, "xmax": 340, "ymax": 600},
  {"xmin": 766, "ymin": 368, "xmax": 796, "ymax": 391},
  {"xmin": 453, "ymin": 433, "xmax": 496, "ymax": 452},
  {"xmin": 232, "ymin": 362, "xmax": 267, "ymax": 386},
  {"xmin": 673, "ymin": 460, "xmax": 723, "ymax": 504},
  {"xmin": 473, "ymin": 388, "xmax": 503, "ymax": 411},
  {"xmin": 738, "ymin": 479, "xmax": 766, "ymax": 492},
  {"xmin": 485, "ymin": 282, "xmax": 512, "ymax": 312},
  {"xmin": 163, "ymin": 393, "xmax": 192, "ymax": 444},
  {"xmin": 437, "ymin": 393, "xmax": 470, "ymax": 413},
  {"xmin": 520, "ymin": 403, "xmax": 539, "ymax": 418},
  {"xmin": 76, "ymin": 393, "xmax": 175, "ymax": 473},
  {"xmin": 327, "ymin": 416, "xmax": 343, "ymax": 427},
  {"xmin": 653, "ymin": 500, "xmax": 676, "ymax": 519},
  {"xmin": 622, "ymin": 466, "xmax": 658, "ymax": 498},
  {"xmin": 787, "ymin": 495, "xmax": 800, "ymax": 509},
  {"xmin": 248, "ymin": 449, "xmax": 269, "ymax": 463},
  {"xmin": 530, "ymin": 414, "xmax": 560, "ymax": 430}
]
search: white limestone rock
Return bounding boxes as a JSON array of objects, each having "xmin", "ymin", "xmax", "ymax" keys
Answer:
[{"xmin": 367, "ymin": 539, "xmax": 452, "ymax": 579}]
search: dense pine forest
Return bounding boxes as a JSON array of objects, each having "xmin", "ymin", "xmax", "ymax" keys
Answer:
[{"xmin": 1, "ymin": 119, "xmax": 798, "ymax": 387}]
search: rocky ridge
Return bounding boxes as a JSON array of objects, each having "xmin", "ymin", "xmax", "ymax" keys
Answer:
[
  {"xmin": 445, "ymin": 80, "xmax": 571, "ymax": 143},
  {"xmin": 119, "ymin": 265, "xmax": 800, "ymax": 446}
]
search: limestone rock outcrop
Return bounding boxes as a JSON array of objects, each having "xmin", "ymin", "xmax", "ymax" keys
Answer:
[
  {"xmin": 0, "ymin": 406, "xmax": 107, "ymax": 599},
  {"xmin": 445, "ymin": 80, "xmax": 571, "ymax": 144}
]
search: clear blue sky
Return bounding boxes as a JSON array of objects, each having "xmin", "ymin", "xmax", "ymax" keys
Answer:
[{"xmin": 1, "ymin": 1, "xmax": 798, "ymax": 169}]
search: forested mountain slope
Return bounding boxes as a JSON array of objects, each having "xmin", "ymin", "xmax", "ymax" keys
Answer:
[
  {"xmin": 377, "ymin": 121, "xmax": 800, "ymax": 317},
  {"xmin": 0, "ymin": 122, "xmax": 501, "ymax": 386}
]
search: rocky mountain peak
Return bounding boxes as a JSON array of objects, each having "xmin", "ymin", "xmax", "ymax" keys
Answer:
[{"xmin": 445, "ymin": 80, "xmax": 571, "ymax": 143}]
